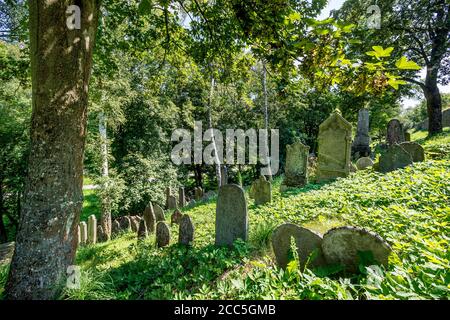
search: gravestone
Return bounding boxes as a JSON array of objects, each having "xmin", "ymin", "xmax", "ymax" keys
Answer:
[
  {"xmin": 356, "ymin": 157, "xmax": 374, "ymax": 170},
  {"xmin": 87, "ymin": 215, "xmax": 97, "ymax": 245},
  {"xmin": 252, "ymin": 176, "xmax": 272, "ymax": 205},
  {"xmin": 80, "ymin": 222, "xmax": 87, "ymax": 245},
  {"xmin": 130, "ymin": 216, "xmax": 140, "ymax": 232},
  {"xmin": 202, "ymin": 191, "xmax": 216, "ymax": 201},
  {"xmin": 272, "ymin": 223, "xmax": 326, "ymax": 269},
  {"xmin": 404, "ymin": 131, "xmax": 411, "ymax": 142},
  {"xmin": 194, "ymin": 187, "xmax": 203, "ymax": 201},
  {"xmin": 400, "ymin": 142, "xmax": 425, "ymax": 162},
  {"xmin": 281, "ymin": 141, "xmax": 309, "ymax": 189},
  {"xmin": 171, "ymin": 209, "xmax": 182, "ymax": 225},
  {"xmin": 386, "ymin": 119, "xmax": 405, "ymax": 145},
  {"xmin": 351, "ymin": 108, "xmax": 371, "ymax": 159},
  {"xmin": 220, "ymin": 165, "xmax": 228, "ymax": 186},
  {"xmin": 117, "ymin": 216, "xmax": 131, "ymax": 232},
  {"xmin": 137, "ymin": 219, "xmax": 148, "ymax": 242},
  {"xmin": 153, "ymin": 204, "xmax": 165, "ymax": 222},
  {"xmin": 316, "ymin": 109, "xmax": 353, "ymax": 182},
  {"xmin": 215, "ymin": 184, "xmax": 248, "ymax": 246},
  {"xmin": 97, "ymin": 225, "xmax": 107, "ymax": 243},
  {"xmin": 179, "ymin": 187, "xmax": 186, "ymax": 207},
  {"xmin": 179, "ymin": 214, "xmax": 194, "ymax": 246},
  {"xmin": 77, "ymin": 225, "xmax": 81, "ymax": 245},
  {"xmin": 322, "ymin": 226, "xmax": 392, "ymax": 273},
  {"xmin": 156, "ymin": 222, "xmax": 170, "ymax": 247},
  {"xmin": 111, "ymin": 220, "xmax": 121, "ymax": 236},
  {"xmin": 167, "ymin": 195, "xmax": 178, "ymax": 210},
  {"xmin": 165, "ymin": 187, "xmax": 172, "ymax": 208},
  {"xmin": 378, "ymin": 144, "xmax": 413, "ymax": 173},
  {"xmin": 143, "ymin": 203, "xmax": 156, "ymax": 233}
]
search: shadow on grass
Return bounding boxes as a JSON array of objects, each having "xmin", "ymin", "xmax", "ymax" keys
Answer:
[
  {"xmin": 81, "ymin": 190, "xmax": 101, "ymax": 222},
  {"xmin": 279, "ymin": 180, "xmax": 335, "ymax": 198}
]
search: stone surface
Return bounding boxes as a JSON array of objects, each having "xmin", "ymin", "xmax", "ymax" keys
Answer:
[
  {"xmin": 378, "ymin": 144, "xmax": 413, "ymax": 173},
  {"xmin": 165, "ymin": 186, "xmax": 172, "ymax": 208},
  {"xmin": 322, "ymin": 226, "xmax": 392, "ymax": 273},
  {"xmin": 272, "ymin": 223, "xmax": 326, "ymax": 269},
  {"xmin": 130, "ymin": 215, "xmax": 140, "ymax": 232},
  {"xmin": 220, "ymin": 165, "xmax": 228, "ymax": 186},
  {"xmin": 179, "ymin": 187, "xmax": 186, "ymax": 207},
  {"xmin": 400, "ymin": 142, "xmax": 425, "ymax": 162},
  {"xmin": 0, "ymin": 242, "xmax": 15, "ymax": 266},
  {"xmin": 194, "ymin": 187, "xmax": 203, "ymax": 201},
  {"xmin": 77, "ymin": 225, "xmax": 81, "ymax": 245},
  {"xmin": 153, "ymin": 204, "xmax": 165, "ymax": 222},
  {"xmin": 156, "ymin": 221, "xmax": 171, "ymax": 248},
  {"xmin": 356, "ymin": 157, "xmax": 374, "ymax": 170},
  {"xmin": 143, "ymin": 203, "xmax": 156, "ymax": 233},
  {"xmin": 316, "ymin": 110, "xmax": 353, "ymax": 182},
  {"xmin": 282, "ymin": 140, "xmax": 309, "ymax": 188},
  {"xmin": 97, "ymin": 225, "xmax": 107, "ymax": 243},
  {"xmin": 178, "ymin": 214, "xmax": 194, "ymax": 245},
  {"xmin": 351, "ymin": 108, "xmax": 371, "ymax": 159},
  {"xmin": 79, "ymin": 222, "xmax": 87, "ymax": 245},
  {"xmin": 111, "ymin": 220, "xmax": 121, "ymax": 236},
  {"xmin": 416, "ymin": 108, "xmax": 450, "ymax": 130},
  {"xmin": 171, "ymin": 209, "xmax": 183, "ymax": 225},
  {"xmin": 404, "ymin": 131, "xmax": 411, "ymax": 142},
  {"xmin": 137, "ymin": 219, "xmax": 148, "ymax": 242},
  {"xmin": 87, "ymin": 215, "xmax": 97, "ymax": 245},
  {"xmin": 215, "ymin": 184, "xmax": 248, "ymax": 246},
  {"xmin": 167, "ymin": 195, "xmax": 178, "ymax": 210},
  {"xmin": 117, "ymin": 216, "xmax": 132, "ymax": 232},
  {"xmin": 252, "ymin": 176, "xmax": 272, "ymax": 205},
  {"xmin": 386, "ymin": 119, "xmax": 405, "ymax": 145}
]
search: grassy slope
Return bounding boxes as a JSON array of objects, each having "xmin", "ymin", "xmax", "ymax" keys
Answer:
[{"xmin": 1, "ymin": 131, "xmax": 449, "ymax": 299}]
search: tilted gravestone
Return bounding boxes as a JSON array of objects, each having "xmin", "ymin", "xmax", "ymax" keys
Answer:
[
  {"xmin": 178, "ymin": 187, "xmax": 186, "ymax": 207},
  {"xmin": 356, "ymin": 157, "xmax": 374, "ymax": 170},
  {"xmin": 153, "ymin": 204, "xmax": 165, "ymax": 222},
  {"xmin": 178, "ymin": 214, "xmax": 194, "ymax": 246},
  {"xmin": 79, "ymin": 222, "xmax": 87, "ymax": 245},
  {"xmin": 378, "ymin": 144, "xmax": 413, "ymax": 173},
  {"xmin": 215, "ymin": 184, "xmax": 248, "ymax": 246},
  {"xmin": 137, "ymin": 219, "xmax": 148, "ymax": 242},
  {"xmin": 281, "ymin": 140, "xmax": 309, "ymax": 189},
  {"xmin": 400, "ymin": 142, "xmax": 425, "ymax": 162},
  {"xmin": 171, "ymin": 209, "xmax": 182, "ymax": 225},
  {"xmin": 386, "ymin": 119, "xmax": 405, "ymax": 145},
  {"xmin": 272, "ymin": 223, "xmax": 326, "ymax": 269},
  {"xmin": 156, "ymin": 221, "xmax": 171, "ymax": 248},
  {"xmin": 322, "ymin": 226, "xmax": 392, "ymax": 273},
  {"xmin": 87, "ymin": 215, "xmax": 97, "ymax": 245},
  {"xmin": 143, "ymin": 203, "xmax": 156, "ymax": 233},
  {"xmin": 167, "ymin": 195, "xmax": 178, "ymax": 210},
  {"xmin": 252, "ymin": 176, "xmax": 272, "ymax": 205},
  {"xmin": 316, "ymin": 109, "xmax": 353, "ymax": 182},
  {"xmin": 351, "ymin": 108, "xmax": 371, "ymax": 159}
]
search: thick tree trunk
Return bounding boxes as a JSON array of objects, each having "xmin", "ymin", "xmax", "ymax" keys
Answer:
[
  {"xmin": 424, "ymin": 68, "xmax": 442, "ymax": 136},
  {"xmin": 5, "ymin": 0, "xmax": 99, "ymax": 299},
  {"xmin": 0, "ymin": 178, "xmax": 7, "ymax": 243}
]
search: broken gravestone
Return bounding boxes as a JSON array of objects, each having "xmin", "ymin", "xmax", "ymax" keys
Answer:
[
  {"xmin": 271, "ymin": 223, "xmax": 326, "ymax": 269},
  {"xmin": 378, "ymin": 144, "xmax": 413, "ymax": 173},
  {"xmin": 399, "ymin": 142, "xmax": 425, "ymax": 162},
  {"xmin": 178, "ymin": 214, "xmax": 194, "ymax": 246},
  {"xmin": 355, "ymin": 157, "xmax": 374, "ymax": 170},
  {"xmin": 156, "ymin": 221, "xmax": 171, "ymax": 248}
]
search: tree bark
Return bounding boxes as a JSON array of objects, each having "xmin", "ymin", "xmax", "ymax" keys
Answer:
[
  {"xmin": 5, "ymin": 0, "xmax": 100, "ymax": 299},
  {"xmin": 424, "ymin": 66, "xmax": 443, "ymax": 136},
  {"xmin": 98, "ymin": 111, "xmax": 111, "ymax": 240},
  {"xmin": 0, "ymin": 178, "xmax": 7, "ymax": 243}
]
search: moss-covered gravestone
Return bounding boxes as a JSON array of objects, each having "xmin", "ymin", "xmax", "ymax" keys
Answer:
[
  {"xmin": 316, "ymin": 109, "xmax": 353, "ymax": 182},
  {"xmin": 153, "ymin": 204, "xmax": 165, "ymax": 222},
  {"xmin": 378, "ymin": 144, "xmax": 413, "ymax": 173},
  {"xmin": 179, "ymin": 214, "xmax": 194, "ymax": 246},
  {"xmin": 400, "ymin": 142, "xmax": 425, "ymax": 162},
  {"xmin": 137, "ymin": 219, "xmax": 148, "ymax": 242},
  {"xmin": 111, "ymin": 220, "xmax": 120, "ymax": 236},
  {"xmin": 215, "ymin": 184, "xmax": 248, "ymax": 246},
  {"xmin": 386, "ymin": 119, "xmax": 405, "ymax": 145},
  {"xmin": 356, "ymin": 157, "xmax": 374, "ymax": 170},
  {"xmin": 143, "ymin": 203, "xmax": 156, "ymax": 233},
  {"xmin": 171, "ymin": 209, "xmax": 182, "ymax": 225},
  {"xmin": 179, "ymin": 187, "xmax": 186, "ymax": 207},
  {"xmin": 167, "ymin": 195, "xmax": 178, "ymax": 210},
  {"xmin": 156, "ymin": 221, "xmax": 170, "ymax": 248},
  {"xmin": 280, "ymin": 141, "xmax": 309, "ymax": 190},
  {"xmin": 87, "ymin": 215, "xmax": 97, "ymax": 245},
  {"xmin": 252, "ymin": 176, "xmax": 272, "ymax": 205}
]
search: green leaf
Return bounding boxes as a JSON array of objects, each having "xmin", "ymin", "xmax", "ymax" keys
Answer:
[
  {"xmin": 138, "ymin": 0, "xmax": 152, "ymax": 15},
  {"xmin": 395, "ymin": 56, "xmax": 421, "ymax": 70},
  {"xmin": 388, "ymin": 78, "xmax": 407, "ymax": 89},
  {"xmin": 342, "ymin": 24, "xmax": 356, "ymax": 33}
]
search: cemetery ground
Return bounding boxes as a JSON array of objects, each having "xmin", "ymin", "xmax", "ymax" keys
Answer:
[{"xmin": 1, "ymin": 130, "xmax": 449, "ymax": 300}]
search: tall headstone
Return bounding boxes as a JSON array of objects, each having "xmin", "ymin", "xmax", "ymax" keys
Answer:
[
  {"xmin": 281, "ymin": 141, "xmax": 309, "ymax": 189},
  {"xmin": 87, "ymin": 215, "xmax": 97, "ymax": 245},
  {"xmin": 130, "ymin": 216, "xmax": 140, "ymax": 232},
  {"xmin": 167, "ymin": 195, "xmax": 178, "ymax": 210},
  {"xmin": 178, "ymin": 187, "xmax": 186, "ymax": 207},
  {"xmin": 400, "ymin": 142, "xmax": 425, "ymax": 162},
  {"xmin": 378, "ymin": 144, "xmax": 413, "ymax": 173},
  {"xmin": 153, "ymin": 204, "xmax": 165, "ymax": 222},
  {"xmin": 156, "ymin": 221, "xmax": 170, "ymax": 248},
  {"xmin": 137, "ymin": 219, "xmax": 148, "ymax": 242},
  {"xmin": 316, "ymin": 109, "xmax": 353, "ymax": 182},
  {"xmin": 77, "ymin": 225, "xmax": 81, "ymax": 245},
  {"xmin": 178, "ymin": 214, "xmax": 194, "ymax": 246},
  {"xmin": 386, "ymin": 119, "xmax": 405, "ymax": 145},
  {"xmin": 220, "ymin": 165, "xmax": 228, "ymax": 186},
  {"xmin": 351, "ymin": 108, "xmax": 371, "ymax": 159},
  {"xmin": 111, "ymin": 220, "xmax": 120, "ymax": 236},
  {"xmin": 165, "ymin": 186, "xmax": 172, "ymax": 209},
  {"xmin": 252, "ymin": 176, "xmax": 272, "ymax": 205},
  {"xmin": 143, "ymin": 203, "xmax": 156, "ymax": 233},
  {"xmin": 215, "ymin": 184, "xmax": 248, "ymax": 246}
]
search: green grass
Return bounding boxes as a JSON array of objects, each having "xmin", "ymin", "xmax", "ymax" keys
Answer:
[{"xmin": 81, "ymin": 189, "xmax": 101, "ymax": 222}]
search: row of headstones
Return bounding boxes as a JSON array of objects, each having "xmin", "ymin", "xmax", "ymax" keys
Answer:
[
  {"xmin": 271, "ymin": 224, "xmax": 392, "ymax": 272},
  {"xmin": 165, "ymin": 186, "xmax": 216, "ymax": 210},
  {"xmin": 77, "ymin": 215, "xmax": 98, "ymax": 245}
]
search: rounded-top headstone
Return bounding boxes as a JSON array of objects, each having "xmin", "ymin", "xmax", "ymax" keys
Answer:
[
  {"xmin": 153, "ymin": 204, "xmax": 165, "ymax": 222},
  {"xmin": 356, "ymin": 157, "xmax": 374, "ymax": 170},
  {"xmin": 171, "ymin": 209, "xmax": 182, "ymax": 225},
  {"xmin": 378, "ymin": 144, "xmax": 413, "ymax": 173},
  {"xmin": 399, "ymin": 142, "xmax": 425, "ymax": 162},
  {"xmin": 386, "ymin": 119, "xmax": 405, "ymax": 145},
  {"xmin": 272, "ymin": 223, "xmax": 326, "ymax": 269},
  {"xmin": 156, "ymin": 221, "xmax": 170, "ymax": 248},
  {"xmin": 178, "ymin": 214, "xmax": 194, "ymax": 246},
  {"xmin": 322, "ymin": 226, "xmax": 392, "ymax": 273},
  {"xmin": 215, "ymin": 184, "xmax": 248, "ymax": 246},
  {"xmin": 112, "ymin": 220, "xmax": 121, "ymax": 236}
]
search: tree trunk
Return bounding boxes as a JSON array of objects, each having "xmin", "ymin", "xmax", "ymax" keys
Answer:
[
  {"xmin": 99, "ymin": 112, "xmax": 111, "ymax": 240},
  {"xmin": 6, "ymin": 0, "xmax": 100, "ymax": 299},
  {"xmin": 0, "ymin": 178, "xmax": 7, "ymax": 243},
  {"xmin": 424, "ymin": 67, "xmax": 442, "ymax": 136},
  {"xmin": 207, "ymin": 76, "xmax": 222, "ymax": 187}
]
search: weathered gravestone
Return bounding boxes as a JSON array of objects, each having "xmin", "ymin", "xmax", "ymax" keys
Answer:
[
  {"xmin": 179, "ymin": 214, "xmax": 194, "ymax": 246},
  {"xmin": 116, "ymin": 216, "xmax": 132, "ymax": 232},
  {"xmin": 351, "ymin": 108, "xmax": 371, "ymax": 159},
  {"xmin": 272, "ymin": 223, "xmax": 326, "ymax": 269},
  {"xmin": 316, "ymin": 110, "xmax": 353, "ymax": 182},
  {"xmin": 252, "ymin": 176, "xmax": 272, "ymax": 205},
  {"xmin": 378, "ymin": 144, "xmax": 413, "ymax": 173},
  {"xmin": 143, "ymin": 203, "xmax": 156, "ymax": 233},
  {"xmin": 194, "ymin": 187, "xmax": 203, "ymax": 201},
  {"xmin": 281, "ymin": 141, "xmax": 309, "ymax": 189},
  {"xmin": 97, "ymin": 225, "xmax": 107, "ymax": 243},
  {"xmin": 153, "ymin": 204, "xmax": 165, "ymax": 222},
  {"xmin": 202, "ymin": 191, "xmax": 216, "ymax": 201},
  {"xmin": 137, "ymin": 219, "xmax": 148, "ymax": 242},
  {"xmin": 179, "ymin": 187, "xmax": 186, "ymax": 207},
  {"xmin": 386, "ymin": 119, "xmax": 405, "ymax": 145},
  {"xmin": 167, "ymin": 195, "xmax": 178, "ymax": 210},
  {"xmin": 400, "ymin": 142, "xmax": 425, "ymax": 162},
  {"xmin": 165, "ymin": 187, "xmax": 172, "ymax": 208},
  {"xmin": 215, "ymin": 184, "xmax": 248, "ymax": 246},
  {"xmin": 111, "ymin": 220, "xmax": 121, "ymax": 236},
  {"xmin": 171, "ymin": 209, "xmax": 183, "ymax": 225},
  {"xmin": 77, "ymin": 225, "xmax": 81, "ymax": 245},
  {"xmin": 129, "ymin": 216, "xmax": 140, "ymax": 232},
  {"xmin": 79, "ymin": 221, "xmax": 87, "ymax": 245},
  {"xmin": 322, "ymin": 226, "xmax": 392, "ymax": 273},
  {"xmin": 156, "ymin": 221, "xmax": 171, "ymax": 248},
  {"xmin": 356, "ymin": 157, "xmax": 374, "ymax": 170},
  {"xmin": 87, "ymin": 215, "xmax": 97, "ymax": 245},
  {"xmin": 404, "ymin": 131, "xmax": 411, "ymax": 142}
]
